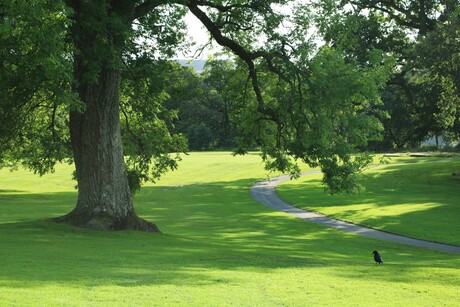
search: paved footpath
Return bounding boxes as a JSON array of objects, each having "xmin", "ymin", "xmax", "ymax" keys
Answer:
[{"xmin": 250, "ymin": 170, "xmax": 460, "ymax": 254}]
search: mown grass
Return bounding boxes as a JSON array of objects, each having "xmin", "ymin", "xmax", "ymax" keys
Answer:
[
  {"xmin": 278, "ymin": 156, "xmax": 460, "ymax": 246},
  {"xmin": 0, "ymin": 152, "xmax": 459, "ymax": 306}
]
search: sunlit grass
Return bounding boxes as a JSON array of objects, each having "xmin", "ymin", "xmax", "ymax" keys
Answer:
[
  {"xmin": 0, "ymin": 152, "xmax": 459, "ymax": 306},
  {"xmin": 278, "ymin": 156, "xmax": 460, "ymax": 246}
]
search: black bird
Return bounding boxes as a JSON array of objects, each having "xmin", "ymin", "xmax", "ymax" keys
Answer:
[{"xmin": 372, "ymin": 250, "xmax": 383, "ymax": 264}]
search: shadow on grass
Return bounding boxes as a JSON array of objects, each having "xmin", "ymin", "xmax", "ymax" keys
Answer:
[
  {"xmin": 278, "ymin": 161, "xmax": 460, "ymax": 246},
  {"xmin": 0, "ymin": 178, "xmax": 459, "ymax": 289},
  {"xmin": 0, "ymin": 189, "xmax": 24, "ymax": 193}
]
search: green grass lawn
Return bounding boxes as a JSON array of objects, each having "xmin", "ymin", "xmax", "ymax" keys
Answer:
[
  {"xmin": 278, "ymin": 156, "xmax": 460, "ymax": 246},
  {"xmin": 0, "ymin": 152, "xmax": 459, "ymax": 306}
]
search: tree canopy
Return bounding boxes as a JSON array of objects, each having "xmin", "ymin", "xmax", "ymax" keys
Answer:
[
  {"xmin": 1, "ymin": 0, "xmax": 397, "ymax": 230},
  {"xmin": 320, "ymin": 0, "xmax": 460, "ymax": 148}
]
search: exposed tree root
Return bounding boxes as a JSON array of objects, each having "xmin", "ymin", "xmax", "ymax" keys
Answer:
[{"xmin": 47, "ymin": 209, "xmax": 161, "ymax": 233}]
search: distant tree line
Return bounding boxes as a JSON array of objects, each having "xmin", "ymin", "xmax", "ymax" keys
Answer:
[
  {"xmin": 167, "ymin": 0, "xmax": 460, "ymax": 152},
  {"xmin": 160, "ymin": 59, "xmax": 239, "ymax": 151},
  {"xmin": 318, "ymin": 0, "xmax": 459, "ymax": 150}
]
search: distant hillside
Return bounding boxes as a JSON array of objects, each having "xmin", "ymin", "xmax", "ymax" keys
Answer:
[{"xmin": 176, "ymin": 59, "xmax": 207, "ymax": 73}]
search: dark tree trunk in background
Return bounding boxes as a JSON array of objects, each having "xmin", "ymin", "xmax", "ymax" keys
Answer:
[{"xmin": 50, "ymin": 1, "xmax": 159, "ymax": 232}]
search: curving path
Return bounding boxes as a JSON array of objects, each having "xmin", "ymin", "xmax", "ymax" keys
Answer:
[{"xmin": 250, "ymin": 170, "xmax": 460, "ymax": 254}]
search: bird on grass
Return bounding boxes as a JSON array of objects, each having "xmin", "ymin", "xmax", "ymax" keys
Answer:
[{"xmin": 372, "ymin": 250, "xmax": 383, "ymax": 264}]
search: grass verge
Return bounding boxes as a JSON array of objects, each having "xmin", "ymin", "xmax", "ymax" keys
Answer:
[{"xmin": 277, "ymin": 156, "xmax": 460, "ymax": 246}]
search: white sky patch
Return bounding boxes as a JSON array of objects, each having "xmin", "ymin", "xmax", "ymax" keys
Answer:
[
  {"xmin": 175, "ymin": 11, "xmax": 223, "ymax": 60},
  {"xmin": 175, "ymin": 1, "xmax": 321, "ymax": 60}
]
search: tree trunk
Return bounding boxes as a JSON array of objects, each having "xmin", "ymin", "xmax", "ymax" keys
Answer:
[
  {"xmin": 50, "ymin": 1, "xmax": 159, "ymax": 232},
  {"xmin": 51, "ymin": 68, "xmax": 159, "ymax": 232}
]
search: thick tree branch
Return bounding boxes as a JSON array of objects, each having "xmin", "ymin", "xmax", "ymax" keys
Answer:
[
  {"xmin": 187, "ymin": 3, "xmax": 274, "ymax": 118},
  {"xmin": 187, "ymin": 4, "xmax": 255, "ymax": 61},
  {"xmin": 348, "ymin": 0, "xmax": 436, "ymax": 32},
  {"xmin": 134, "ymin": 0, "xmax": 166, "ymax": 19},
  {"xmin": 192, "ymin": 0, "xmax": 254, "ymax": 12},
  {"xmin": 187, "ymin": 2, "xmax": 298, "ymax": 120}
]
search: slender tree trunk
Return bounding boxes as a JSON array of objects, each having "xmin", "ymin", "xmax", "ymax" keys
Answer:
[{"xmin": 50, "ymin": 1, "xmax": 159, "ymax": 232}]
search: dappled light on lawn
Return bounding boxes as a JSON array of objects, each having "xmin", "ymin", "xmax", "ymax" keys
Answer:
[
  {"xmin": 0, "ymin": 153, "xmax": 459, "ymax": 305},
  {"xmin": 278, "ymin": 158, "xmax": 460, "ymax": 246}
]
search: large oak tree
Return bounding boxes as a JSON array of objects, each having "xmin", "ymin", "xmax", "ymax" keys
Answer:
[{"xmin": 0, "ymin": 0, "xmax": 390, "ymax": 231}]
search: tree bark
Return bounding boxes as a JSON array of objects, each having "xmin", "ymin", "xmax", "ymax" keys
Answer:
[
  {"xmin": 51, "ymin": 68, "xmax": 159, "ymax": 232},
  {"xmin": 49, "ymin": 1, "xmax": 159, "ymax": 232}
]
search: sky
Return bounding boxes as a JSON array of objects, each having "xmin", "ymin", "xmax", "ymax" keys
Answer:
[
  {"xmin": 177, "ymin": 12, "xmax": 222, "ymax": 60},
  {"xmin": 178, "ymin": 1, "xmax": 296, "ymax": 60},
  {"xmin": 177, "ymin": 1, "xmax": 313, "ymax": 60}
]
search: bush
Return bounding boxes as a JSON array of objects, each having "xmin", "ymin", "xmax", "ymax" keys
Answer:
[{"xmin": 186, "ymin": 123, "xmax": 214, "ymax": 151}]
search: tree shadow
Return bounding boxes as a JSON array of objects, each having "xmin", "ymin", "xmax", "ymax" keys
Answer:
[
  {"xmin": 0, "ymin": 189, "xmax": 24, "ymax": 193},
  {"xmin": 1, "ymin": 177, "xmax": 459, "ymax": 290},
  {"xmin": 278, "ymin": 161, "xmax": 460, "ymax": 246}
]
